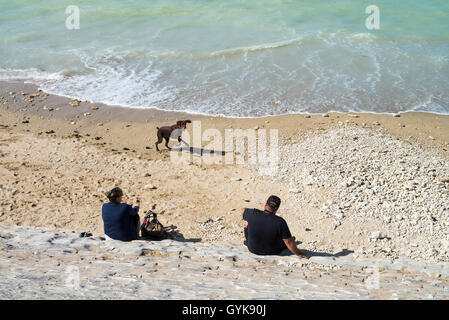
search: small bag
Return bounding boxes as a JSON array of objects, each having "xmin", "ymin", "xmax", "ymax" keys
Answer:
[{"xmin": 140, "ymin": 211, "xmax": 167, "ymax": 240}]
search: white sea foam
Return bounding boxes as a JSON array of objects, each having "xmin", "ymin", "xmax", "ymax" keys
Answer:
[
  {"xmin": 210, "ymin": 37, "xmax": 303, "ymax": 57},
  {"xmin": 0, "ymin": 68, "xmax": 63, "ymax": 82},
  {"xmin": 1, "ymin": 36, "xmax": 448, "ymax": 117}
]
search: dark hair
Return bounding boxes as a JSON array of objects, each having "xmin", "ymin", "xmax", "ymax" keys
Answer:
[
  {"xmin": 107, "ymin": 187, "xmax": 123, "ymax": 203},
  {"xmin": 266, "ymin": 195, "xmax": 281, "ymax": 211}
]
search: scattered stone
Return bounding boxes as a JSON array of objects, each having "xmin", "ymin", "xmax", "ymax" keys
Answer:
[
  {"xmin": 144, "ymin": 184, "xmax": 157, "ymax": 190},
  {"xmin": 69, "ymin": 99, "xmax": 80, "ymax": 107},
  {"xmin": 98, "ymin": 188, "xmax": 111, "ymax": 196},
  {"xmin": 79, "ymin": 232, "xmax": 93, "ymax": 238},
  {"xmin": 196, "ymin": 217, "xmax": 212, "ymax": 224},
  {"xmin": 370, "ymin": 231, "xmax": 388, "ymax": 240},
  {"xmin": 332, "ymin": 220, "xmax": 341, "ymax": 230}
]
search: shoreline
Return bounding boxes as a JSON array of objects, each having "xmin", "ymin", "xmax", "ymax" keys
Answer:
[
  {"xmin": 1, "ymin": 80, "xmax": 449, "ymax": 153},
  {"xmin": 4, "ymin": 79, "xmax": 449, "ymax": 119},
  {"xmin": 16, "ymin": 81, "xmax": 449, "ymax": 119}
]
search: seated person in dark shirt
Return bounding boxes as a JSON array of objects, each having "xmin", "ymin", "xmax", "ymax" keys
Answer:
[
  {"xmin": 102, "ymin": 187, "xmax": 140, "ymax": 241},
  {"xmin": 242, "ymin": 195, "xmax": 307, "ymax": 259}
]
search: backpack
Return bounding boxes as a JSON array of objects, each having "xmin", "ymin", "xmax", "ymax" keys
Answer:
[{"xmin": 140, "ymin": 211, "xmax": 167, "ymax": 240}]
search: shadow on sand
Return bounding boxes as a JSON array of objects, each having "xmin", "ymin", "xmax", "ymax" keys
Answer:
[
  {"xmin": 280, "ymin": 245, "xmax": 354, "ymax": 258},
  {"xmin": 170, "ymin": 146, "xmax": 233, "ymax": 157},
  {"xmin": 139, "ymin": 224, "xmax": 202, "ymax": 243},
  {"xmin": 166, "ymin": 140, "xmax": 238, "ymax": 157}
]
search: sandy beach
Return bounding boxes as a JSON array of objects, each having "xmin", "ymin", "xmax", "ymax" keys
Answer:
[{"xmin": 1, "ymin": 79, "xmax": 449, "ymax": 299}]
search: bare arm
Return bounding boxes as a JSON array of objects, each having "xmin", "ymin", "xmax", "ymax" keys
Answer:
[
  {"xmin": 283, "ymin": 237, "xmax": 308, "ymax": 259},
  {"xmin": 241, "ymin": 208, "xmax": 247, "ymax": 227}
]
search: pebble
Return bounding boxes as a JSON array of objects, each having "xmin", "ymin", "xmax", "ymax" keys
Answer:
[
  {"xmin": 370, "ymin": 231, "xmax": 388, "ymax": 240},
  {"xmin": 196, "ymin": 217, "xmax": 211, "ymax": 224},
  {"xmin": 273, "ymin": 127, "xmax": 449, "ymax": 263}
]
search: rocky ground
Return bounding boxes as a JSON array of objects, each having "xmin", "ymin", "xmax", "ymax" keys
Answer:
[
  {"xmin": 1, "ymin": 225, "xmax": 448, "ymax": 299},
  {"xmin": 2, "ymin": 125, "xmax": 448, "ymax": 266},
  {"xmin": 274, "ymin": 126, "xmax": 449, "ymax": 263}
]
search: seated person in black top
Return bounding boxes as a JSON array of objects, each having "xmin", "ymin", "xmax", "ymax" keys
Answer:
[
  {"xmin": 242, "ymin": 195, "xmax": 307, "ymax": 259},
  {"xmin": 102, "ymin": 187, "xmax": 140, "ymax": 241}
]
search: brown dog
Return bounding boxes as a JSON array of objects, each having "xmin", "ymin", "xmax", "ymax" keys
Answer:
[{"xmin": 155, "ymin": 120, "xmax": 191, "ymax": 151}]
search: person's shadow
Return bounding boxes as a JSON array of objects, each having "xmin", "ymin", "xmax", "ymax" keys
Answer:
[
  {"xmin": 298, "ymin": 248, "xmax": 354, "ymax": 258},
  {"xmin": 279, "ymin": 240, "xmax": 354, "ymax": 258}
]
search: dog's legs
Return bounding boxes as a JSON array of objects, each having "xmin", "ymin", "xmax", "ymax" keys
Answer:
[
  {"xmin": 164, "ymin": 137, "xmax": 171, "ymax": 150},
  {"xmin": 155, "ymin": 132, "xmax": 163, "ymax": 152}
]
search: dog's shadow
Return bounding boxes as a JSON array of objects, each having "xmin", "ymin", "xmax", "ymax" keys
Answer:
[{"xmin": 170, "ymin": 140, "xmax": 237, "ymax": 157}]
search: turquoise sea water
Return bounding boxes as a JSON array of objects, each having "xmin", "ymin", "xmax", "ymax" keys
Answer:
[{"xmin": 1, "ymin": 0, "xmax": 448, "ymax": 117}]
